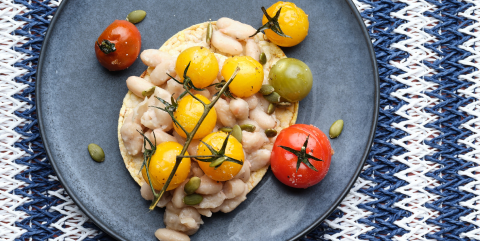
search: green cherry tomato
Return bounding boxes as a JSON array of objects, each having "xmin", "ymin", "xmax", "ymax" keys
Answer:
[{"xmin": 268, "ymin": 58, "xmax": 313, "ymax": 102}]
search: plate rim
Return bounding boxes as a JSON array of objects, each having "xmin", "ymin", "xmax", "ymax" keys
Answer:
[{"xmin": 36, "ymin": 0, "xmax": 379, "ymax": 240}]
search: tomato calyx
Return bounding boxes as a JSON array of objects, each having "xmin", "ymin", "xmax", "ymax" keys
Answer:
[
  {"xmin": 250, "ymin": 7, "xmax": 291, "ymax": 38},
  {"xmin": 138, "ymin": 130, "xmax": 158, "ymax": 195},
  {"xmin": 96, "ymin": 39, "xmax": 116, "ymax": 54},
  {"xmin": 168, "ymin": 61, "xmax": 206, "ymax": 100},
  {"xmin": 209, "ymin": 80, "xmax": 236, "ymax": 99},
  {"xmin": 279, "ymin": 135, "xmax": 323, "ymax": 172},
  {"xmin": 179, "ymin": 132, "xmax": 243, "ymax": 169}
]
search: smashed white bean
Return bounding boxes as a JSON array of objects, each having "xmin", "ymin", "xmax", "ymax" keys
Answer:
[
  {"xmin": 250, "ymin": 107, "xmax": 276, "ymax": 130},
  {"xmin": 223, "ymin": 179, "xmax": 246, "ymax": 199},
  {"xmin": 144, "ymin": 129, "xmax": 177, "ymax": 150},
  {"xmin": 215, "ymin": 98, "xmax": 236, "ymax": 127},
  {"xmin": 244, "ymin": 94, "xmax": 258, "ymax": 110},
  {"xmin": 155, "ymin": 228, "xmax": 190, "ymax": 241},
  {"xmin": 187, "ymin": 139, "xmax": 200, "ymax": 156},
  {"xmin": 164, "ymin": 203, "xmax": 203, "ymax": 235},
  {"xmin": 256, "ymin": 93, "xmax": 270, "ymax": 112},
  {"xmin": 157, "ymin": 191, "xmax": 173, "ymax": 208},
  {"xmin": 245, "ymin": 39, "xmax": 261, "ymax": 61},
  {"xmin": 234, "ymin": 160, "xmax": 251, "ymax": 183},
  {"xmin": 219, "ymin": 186, "xmax": 248, "ymax": 213},
  {"xmin": 192, "ymin": 89, "xmax": 210, "ymax": 100},
  {"xmin": 242, "ymin": 131, "xmax": 268, "ymax": 153},
  {"xmin": 196, "ymin": 175, "xmax": 223, "ymax": 195},
  {"xmin": 150, "ymin": 57, "xmax": 177, "ymax": 86},
  {"xmin": 140, "ymin": 49, "xmax": 172, "ymax": 67},
  {"xmin": 248, "ymin": 149, "xmax": 271, "ymax": 171},
  {"xmin": 172, "ymin": 181, "xmax": 188, "ymax": 209},
  {"xmin": 141, "ymin": 88, "xmax": 173, "ymax": 131},
  {"xmin": 217, "ymin": 17, "xmax": 256, "ymax": 40},
  {"xmin": 140, "ymin": 183, "xmax": 154, "ymax": 201},
  {"xmin": 126, "ymin": 76, "xmax": 155, "ymax": 98},
  {"xmin": 229, "ymin": 98, "xmax": 249, "ymax": 120},
  {"xmin": 120, "ymin": 111, "xmax": 144, "ymax": 156},
  {"xmin": 211, "ymin": 30, "xmax": 243, "ymax": 55},
  {"xmin": 196, "ymin": 209, "xmax": 212, "ymax": 217},
  {"xmin": 166, "ymin": 77, "xmax": 184, "ymax": 100},
  {"xmin": 189, "ymin": 161, "xmax": 204, "ymax": 178},
  {"xmin": 193, "ymin": 191, "xmax": 226, "ymax": 209}
]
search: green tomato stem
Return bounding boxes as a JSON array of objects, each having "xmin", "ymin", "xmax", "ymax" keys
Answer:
[{"xmin": 149, "ymin": 66, "xmax": 240, "ymax": 210}]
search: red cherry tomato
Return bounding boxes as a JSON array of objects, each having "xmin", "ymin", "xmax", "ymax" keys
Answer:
[
  {"xmin": 95, "ymin": 20, "xmax": 141, "ymax": 71},
  {"xmin": 270, "ymin": 124, "xmax": 332, "ymax": 188}
]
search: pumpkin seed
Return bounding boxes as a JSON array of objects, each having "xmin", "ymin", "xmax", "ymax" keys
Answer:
[
  {"xmin": 260, "ymin": 85, "xmax": 275, "ymax": 95},
  {"xmin": 267, "ymin": 103, "xmax": 276, "ymax": 115},
  {"xmin": 265, "ymin": 129, "xmax": 277, "ymax": 138},
  {"xmin": 209, "ymin": 156, "xmax": 227, "ymax": 168},
  {"xmin": 240, "ymin": 124, "xmax": 256, "ymax": 132},
  {"xmin": 259, "ymin": 52, "xmax": 267, "ymax": 65},
  {"xmin": 232, "ymin": 125, "xmax": 242, "ymax": 142},
  {"xmin": 219, "ymin": 127, "xmax": 232, "ymax": 133},
  {"xmin": 88, "ymin": 143, "xmax": 105, "ymax": 162},
  {"xmin": 142, "ymin": 86, "xmax": 155, "ymax": 97},
  {"xmin": 183, "ymin": 194, "xmax": 203, "ymax": 205},
  {"xmin": 126, "ymin": 10, "xmax": 146, "ymax": 24},
  {"xmin": 277, "ymin": 101, "xmax": 292, "ymax": 106},
  {"xmin": 184, "ymin": 177, "xmax": 201, "ymax": 195},
  {"xmin": 329, "ymin": 119, "xmax": 344, "ymax": 139},
  {"xmin": 206, "ymin": 22, "xmax": 213, "ymax": 44},
  {"xmin": 264, "ymin": 92, "xmax": 281, "ymax": 103}
]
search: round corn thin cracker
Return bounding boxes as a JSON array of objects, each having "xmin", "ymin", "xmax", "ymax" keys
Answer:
[{"xmin": 118, "ymin": 22, "xmax": 298, "ymax": 194}]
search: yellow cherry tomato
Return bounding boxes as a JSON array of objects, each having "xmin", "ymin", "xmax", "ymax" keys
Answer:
[
  {"xmin": 221, "ymin": 56, "xmax": 264, "ymax": 98},
  {"xmin": 175, "ymin": 46, "xmax": 219, "ymax": 89},
  {"xmin": 197, "ymin": 132, "xmax": 244, "ymax": 181},
  {"xmin": 141, "ymin": 141, "xmax": 191, "ymax": 191},
  {"xmin": 173, "ymin": 94, "xmax": 217, "ymax": 139},
  {"xmin": 262, "ymin": 2, "xmax": 309, "ymax": 47}
]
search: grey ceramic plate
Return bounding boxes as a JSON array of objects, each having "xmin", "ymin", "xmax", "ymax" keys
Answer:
[{"xmin": 37, "ymin": 0, "xmax": 378, "ymax": 240}]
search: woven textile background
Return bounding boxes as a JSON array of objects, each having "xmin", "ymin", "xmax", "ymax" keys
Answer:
[{"xmin": 1, "ymin": 0, "xmax": 479, "ymax": 240}]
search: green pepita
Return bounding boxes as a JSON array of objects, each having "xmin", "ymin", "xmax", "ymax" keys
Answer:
[
  {"xmin": 264, "ymin": 92, "xmax": 281, "ymax": 103},
  {"xmin": 88, "ymin": 143, "xmax": 105, "ymax": 162},
  {"xmin": 184, "ymin": 177, "xmax": 201, "ymax": 195},
  {"xmin": 267, "ymin": 103, "xmax": 276, "ymax": 115},
  {"xmin": 126, "ymin": 10, "xmax": 146, "ymax": 24},
  {"xmin": 277, "ymin": 102, "xmax": 292, "ymax": 106},
  {"xmin": 260, "ymin": 85, "xmax": 275, "ymax": 96},
  {"xmin": 210, "ymin": 156, "xmax": 227, "ymax": 168},
  {"xmin": 142, "ymin": 86, "xmax": 155, "ymax": 97},
  {"xmin": 265, "ymin": 129, "xmax": 278, "ymax": 138},
  {"xmin": 232, "ymin": 124, "xmax": 242, "ymax": 143},
  {"xmin": 259, "ymin": 52, "xmax": 267, "ymax": 65},
  {"xmin": 183, "ymin": 194, "xmax": 203, "ymax": 205},
  {"xmin": 219, "ymin": 127, "xmax": 233, "ymax": 133},
  {"xmin": 240, "ymin": 124, "xmax": 256, "ymax": 132},
  {"xmin": 329, "ymin": 119, "xmax": 344, "ymax": 139},
  {"xmin": 206, "ymin": 22, "xmax": 213, "ymax": 44}
]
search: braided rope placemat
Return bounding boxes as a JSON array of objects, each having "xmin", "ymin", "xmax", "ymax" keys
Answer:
[{"xmin": 1, "ymin": 0, "xmax": 479, "ymax": 240}]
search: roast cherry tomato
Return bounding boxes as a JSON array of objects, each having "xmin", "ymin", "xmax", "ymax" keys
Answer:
[
  {"xmin": 173, "ymin": 94, "xmax": 217, "ymax": 139},
  {"xmin": 176, "ymin": 46, "xmax": 219, "ymax": 88},
  {"xmin": 95, "ymin": 20, "xmax": 141, "ymax": 71},
  {"xmin": 141, "ymin": 141, "xmax": 191, "ymax": 191},
  {"xmin": 221, "ymin": 56, "xmax": 264, "ymax": 98},
  {"xmin": 269, "ymin": 58, "xmax": 313, "ymax": 102},
  {"xmin": 270, "ymin": 124, "xmax": 332, "ymax": 188},
  {"xmin": 262, "ymin": 2, "xmax": 309, "ymax": 47},
  {"xmin": 197, "ymin": 132, "xmax": 244, "ymax": 181}
]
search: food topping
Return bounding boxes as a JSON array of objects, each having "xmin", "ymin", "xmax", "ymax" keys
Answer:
[
  {"xmin": 221, "ymin": 56, "xmax": 264, "ymax": 98},
  {"xmin": 329, "ymin": 119, "xmax": 344, "ymax": 139},
  {"xmin": 126, "ymin": 10, "xmax": 146, "ymax": 24},
  {"xmin": 95, "ymin": 20, "xmax": 141, "ymax": 71},
  {"xmin": 269, "ymin": 58, "xmax": 313, "ymax": 102},
  {"xmin": 88, "ymin": 143, "xmax": 105, "ymax": 162}
]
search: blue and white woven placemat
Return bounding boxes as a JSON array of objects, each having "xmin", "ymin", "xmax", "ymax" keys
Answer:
[{"xmin": 1, "ymin": 0, "xmax": 479, "ymax": 240}]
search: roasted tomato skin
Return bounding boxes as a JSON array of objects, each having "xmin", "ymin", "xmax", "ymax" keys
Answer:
[
  {"xmin": 221, "ymin": 56, "xmax": 264, "ymax": 98},
  {"xmin": 141, "ymin": 141, "xmax": 191, "ymax": 191},
  {"xmin": 197, "ymin": 132, "xmax": 244, "ymax": 181},
  {"xmin": 270, "ymin": 124, "xmax": 332, "ymax": 188},
  {"xmin": 95, "ymin": 20, "xmax": 141, "ymax": 71},
  {"xmin": 175, "ymin": 46, "xmax": 219, "ymax": 89},
  {"xmin": 262, "ymin": 2, "xmax": 309, "ymax": 47}
]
